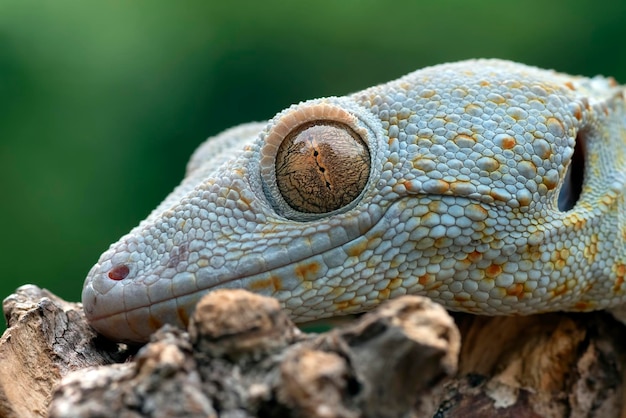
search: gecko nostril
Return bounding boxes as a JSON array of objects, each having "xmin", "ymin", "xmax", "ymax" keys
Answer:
[{"xmin": 108, "ymin": 264, "xmax": 130, "ymax": 281}]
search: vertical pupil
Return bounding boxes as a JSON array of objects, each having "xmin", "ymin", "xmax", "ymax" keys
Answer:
[{"xmin": 274, "ymin": 122, "xmax": 370, "ymax": 214}]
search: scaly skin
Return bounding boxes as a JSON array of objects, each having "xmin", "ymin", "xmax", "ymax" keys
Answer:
[{"xmin": 82, "ymin": 59, "xmax": 626, "ymax": 342}]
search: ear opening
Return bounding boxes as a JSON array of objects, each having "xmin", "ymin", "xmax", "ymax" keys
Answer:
[{"xmin": 557, "ymin": 129, "xmax": 586, "ymax": 212}]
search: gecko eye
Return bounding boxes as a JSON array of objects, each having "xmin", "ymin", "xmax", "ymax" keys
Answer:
[
  {"xmin": 275, "ymin": 122, "xmax": 371, "ymax": 214},
  {"xmin": 108, "ymin": 264, "xmax": 130, "ymax": 281}
]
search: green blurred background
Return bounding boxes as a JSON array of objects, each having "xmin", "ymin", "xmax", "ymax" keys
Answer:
[{"xmin": 1, "ymin": 1, "xmax": 625, "ymax": 324}]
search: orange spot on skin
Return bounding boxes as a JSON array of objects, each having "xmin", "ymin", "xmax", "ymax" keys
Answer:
[
  {"xmin": 388, "ymin": 278, "xmax": 403, "ymax": 289},
  {"xmin": 295, "ymin": 262, "xmax": 320, "ymax": 282},
  {"xmin": 489, "ymin": 189, "xmax": 510, "ymax": 202},
  {"xmin": 345, "ymin": 239, "xmax": 368, "ymax": 258},
  {"xmin": 239, "ymin": 193, "xmax": 253, "ymax": 206},
  {"xmin": 584, "ymin": 234, "xmax": 599, "ymax": 263},
  {"xmin": 543, "ymin": 175, "xmax": 559, "ymax": 191},
  {"xmin": 331, "ymin": 287, "xmax": 346, "ymax": 297},
  {"xmin": 468, "ymin": 251, "xmax": 483, "ymax": 263},
  {"xmin": 413, "ymin": 158, "xmax": 436, "ymax": 172},
  {"xmin": 379, "ymin": 288, "xmax": 391, "ymax": 300},
  {"xmin": 500, "ymin": 136, "xmax": 516, "ymax": 149},
  {"xmin": 614, "ymin": 264, "xmax": 626, "ymax": 292},
  {"xmin": 573, "ymin": 107, "xmax": 583, "ymax": 121},
  {"xmin": 454, "ymin": 295, "xmax": 470, "ymax": 302},
  {"xmin": 485, "ymin": 264, "xmax": 502, "ymax": 278},
  {"xmin": 564, "ymin": 212, "xmax": 586, "ymax": 230},
  {"xmin": 434, "ymin": 237, "xmax": 451, "ymax": 248},
  {"xmin": 528, "ymin": 247, "xmax": 541, "ymax": 261},
  {"xmin": 581, "ymin": 281, "xmax": 594, "ymax": 294},
  {"xmin": 334, "ymin": 296, "xmax": 362, "ymax": 312},
  {"xmin": 506, "ymin": 284, "xmax": 524, "ymax": 298},
  {"xmin": 420, "ymin": 89, "xmax": 436, "ymax": 98},
  {"xmin": 582, "ymin": 98, "xmax": 591, "ymax": 110},
  {"xmin": 249, "ymin": 276, "xmax": 283, "ymax": 292},
  {"xmin": 334, "ymin": 301, "xmax": 350, "ymax": 311},
  {"xmin": 564, "ymin": 81, "xmax": 576, "ymax": 91},
  {"xmin": 600, "ymin": 192, "xmax": 619, "ymax": 208},
  {"xmin": 418, "ymin": 274, "xmax": 432, "ymax": 286},
  {"xmin": 426, "ymin": 180, "xmax": 450, "ymax": 193},
  {"xmin": 551, "ymin": 284, "xmax": 568, "ymax": 298},
  {"xmin": 552, "ymin": 248, "xmax": 570, "ymax": 270},
  {"xmin": 546, "ymin": 117, "xmax": 565, "ymax": 137},
  {"xmin": 418, "ymin": 273, "xmax": 443, "ymax": 291},
  {"xmin": 149, "ymin": 316, "xmax": 163, "ymax": 331},
  {"xmin": 449, "ymin": 181, "xmax": 474, "ymax": 195},
  {"xmin": 479, "ymin": 80, "xmax": 490, "ymax": 87},
  {"xmin": 177, "ymin": 307, "xmax": 190, "ymax": 326},
  {"xmin": 465, "ymin": 103, "xmax": 482, "ymax": 116},
  {"xmin": 574, "ymin": 301, "xmax": 593, "ymax": 311},
  {"xmin": 453, "ymin": 134, "xmax": 476, "ymax": 147}
]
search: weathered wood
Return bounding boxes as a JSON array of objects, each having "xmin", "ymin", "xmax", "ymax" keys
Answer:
[
  {"xmin": 48, "ymin": 289, "xmax": 459, "ymax": 417},
  {"xmin": 1, "ymin": 284, "xmax": 625, "ymax": 417},
  {"xmin": 436, "ymin": 313, "xmax": 626, "ymax": 417},
  {"xmin": 0, "ymin": 285, "xmax": 130, "ymax": 418}
]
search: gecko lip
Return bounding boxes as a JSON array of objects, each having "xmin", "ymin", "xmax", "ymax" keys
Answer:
[{"xmin": 82, "ymin": 193, "xmax": 512, "ymax": 327}]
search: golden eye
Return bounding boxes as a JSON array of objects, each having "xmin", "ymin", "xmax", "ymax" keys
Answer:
[{"xmin": 275, "ymin": 122, "xmax": 370, "ymax": 214}]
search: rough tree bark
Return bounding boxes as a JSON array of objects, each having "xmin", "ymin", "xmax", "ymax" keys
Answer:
[{"xmin": 0, "ymin": 284, "xmax": 625, "ymax": 417}]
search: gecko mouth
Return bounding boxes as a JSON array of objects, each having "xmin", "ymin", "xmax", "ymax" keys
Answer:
[{"xmin": 83, "ymin": 193, "xmax": 504, "ymax": 326}]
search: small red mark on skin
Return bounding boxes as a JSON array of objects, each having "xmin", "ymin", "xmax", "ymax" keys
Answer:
[
  {"xmin": 574, "ymin": 302, "xmax": 592, "ymax": 311},
  {"xmin": 108, "ymin": 265, "xmax": 129, "ymax": 281},
  {"xmin": 418, "ymin": 274, "xmax": 431, "ymax": 286},
  {"xmin": 454, "ymin": 295, "xmax": 470, "ymax": 302},
  {"xmin": 295, "ymin": 262, "xmax": 320, "ymax": 282}
]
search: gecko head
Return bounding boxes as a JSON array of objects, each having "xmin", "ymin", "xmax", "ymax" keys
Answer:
[
  {"xmin": 83, "ymin": 60, "xmax": 624, "ymax": 343},
  {"xmin": 82, "ymin": 98, "xmax": 384, "ymax": 342}
]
